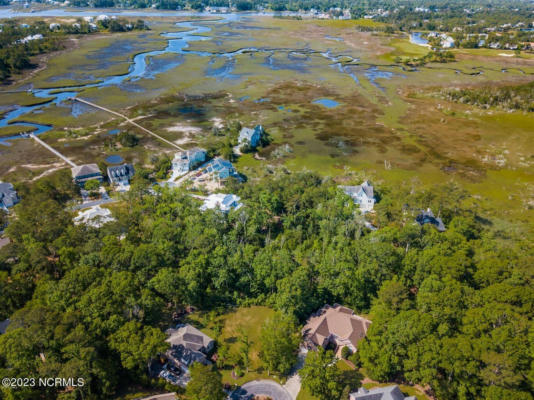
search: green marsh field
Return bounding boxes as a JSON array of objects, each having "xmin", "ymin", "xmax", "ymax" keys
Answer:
[{"xmin": 1, "ymin": 14, "xmax": 533, "ymax": 231}]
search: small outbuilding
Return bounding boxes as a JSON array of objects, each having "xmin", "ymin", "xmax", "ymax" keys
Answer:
[{"xmin": 416, "ymin": 208, "xmax": 446, "ymax": 232}]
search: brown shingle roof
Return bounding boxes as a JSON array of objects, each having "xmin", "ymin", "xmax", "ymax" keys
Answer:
[{"xmin": 302, "ymin": 304, "xmax": 371, "ymax": 349}]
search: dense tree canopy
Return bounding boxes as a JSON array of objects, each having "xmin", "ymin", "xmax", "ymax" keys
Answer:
[{"xmin": 0, "ymin": 169, "xmax": 532, "ymax": 399}]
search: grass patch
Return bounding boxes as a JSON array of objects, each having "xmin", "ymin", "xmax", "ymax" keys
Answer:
[
  {"xmin": 381, "ymin": 37, "xmax": 428, "ymax": 62},
  {"xmin": 187, "ymin": 306, "xmax": 278, "ymax": 386},
  {"xmin": 311, "ymin": 18, "xmax": 386, "ymax": 28},
  {"xmin": 0, "ymin": 124, "xmax": 37, "ymax": 137}
]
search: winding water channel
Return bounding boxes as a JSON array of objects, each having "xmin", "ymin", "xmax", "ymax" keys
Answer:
[
  {"xmin": 0, "ymin": 10, "xmax": 464, "ymax": 146},
  {"xmin": 1, "ymin": 12, "xmax": 371, "ymax": 145},
  {"xmin": 0, "ymin": 16, "xmax": 231, "ymax": 145}
]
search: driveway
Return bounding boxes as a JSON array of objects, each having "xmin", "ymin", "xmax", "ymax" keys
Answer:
[
  {"xmin": 283, "ymin": 346, "xmax": 308, "ymax": 399},
  {"xmin": 137, "ymin": 393, "xmax": 176, "ymax": 400},
  {"xmin": 72, "ymin": 198, "xmax": 116, "ymax": 210},
  {"xmin": 230, "ymin": 380, "xmax": 292, "ymax": 400}
]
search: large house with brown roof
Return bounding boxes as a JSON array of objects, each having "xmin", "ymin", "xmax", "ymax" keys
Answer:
[{"xmin": 302, "ymin": 304, "xmax": 371, "ymax": 355}]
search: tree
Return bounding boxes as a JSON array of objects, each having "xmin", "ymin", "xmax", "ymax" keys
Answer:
[
  {"xmin": 118, "ymin": 131, "xmax": 139, "ymax": 147},
  {"xmin": 84, "ymin": 179, "xmax": 100, "ymax": 191},
  {"xmin": 301, "ymin": 347, "xmax": 360, "ymax": 400},
  {"xmin": 341, "ymin": 346, "xmax": 352, "ymax": 360},
  {"xmin": 259, "ymin": 312, "xmax": 300, "ymax": 375},
  {"xmin": 185, "ymin": 363, "xmax": 226, "ymax": 400},
  {"xmin": 149, "ymin": 267, "xmax": 183, "ymax": 308},
  {"xmin": 109, "ymin": 321, "xmax": 168, "ymax": 373},
  {"xmin": 0, "ymin": 209, "xmax": 7, "ymax": 229},
  {"xmin": 238, "ymin": 329, "xmax": 251, "ymax": 373}
]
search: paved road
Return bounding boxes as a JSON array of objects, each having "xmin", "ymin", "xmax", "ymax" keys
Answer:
[
  {"xmin": 230, "ymin": 380, "xmax": 292, "ymax": 400},
  {"xmin": 71, "ymin": 198, "xmax": 117, "ymax": 210},
  {"xmin": 73, "ymin": 98, "xmax": 184, "ymax": 151},
  {"xmin": 137, "ymin": 393, "xmax": 176, "ymax": 400}
]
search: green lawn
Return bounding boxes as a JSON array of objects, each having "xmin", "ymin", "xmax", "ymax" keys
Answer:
[
  {"xmin": 186, "ymin": 306, "xmax": 279, "ymax": 386},
  {"xmin": 381, "ymin": 37, "xmax": 429, "ymax": 62}
]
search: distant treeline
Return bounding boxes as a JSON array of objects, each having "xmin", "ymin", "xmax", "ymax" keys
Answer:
[
  {"xmin": 443, "ymin": 81, "xmax": 534, "ymax": 112},
  {"xmin": 0, "ymin": 19, "xmax": 147, "ymax": 82},
  {"xmin": 19, "ymin": 0, "xmax": 534, "ymax": 21}
]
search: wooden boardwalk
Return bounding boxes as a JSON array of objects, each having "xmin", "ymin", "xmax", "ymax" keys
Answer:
[
  {"xmin": 71, "ymin": 97, "xmax": 185, "ymax": 151},
  {"xmin": 29, "ymin": 133, "xmax": 77, "ymax": 167}
]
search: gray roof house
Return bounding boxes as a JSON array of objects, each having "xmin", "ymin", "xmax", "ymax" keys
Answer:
[
  {"xmin": 71, "ymin": 164, "xmax": 103, "ymax": 186},
  {"xmin": 238, "ymin": 125, "xmax": 264, "ymax": 148},
  {"xmin": 162, "ymin": 324, "xmax": 215, "ymax": 386},
  {"xmin": 350, "ymin": 385, "xmax": 416, "ymax": 400},
  {"xmin": 0, "ymin": 182, "xmax": 19, "ymax": 209},
  {"xmin": 416, "ymin": 208, "xmax": 446, "ymax": 232},
  {"xmin": 339, "ymin": 181, "xmax": 376, "ymax": 213},
  {"xmin": 107, "ymin": 163, "xmax": 135, "ymax": 185},
  {"xmin": 166, "ymin": 324, "xmax": 215, "ymax": 354},
  {"xmin": 172, "ymin": 148, "xmax": 207, "ymax": 176}
]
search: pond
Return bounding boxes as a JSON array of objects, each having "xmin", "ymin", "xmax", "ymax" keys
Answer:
[
  {"xmin": 312, "ymin": 98, "xmax": 339, "ymax": 108},
  {"xmin": 106, "ymin": 155, "xmax": 124, "ymax": 164},
  {"xmin": 410, "ymin": 32, "xmax": 429, "ymax": 46},
  {"xmin": 325, "ymin": 35, "xmax": 344, "ymax": 42}
]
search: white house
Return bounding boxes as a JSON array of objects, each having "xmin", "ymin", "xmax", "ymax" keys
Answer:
[
  {"xmin": 339, "ymin": 181, "xmax": 376, "ymax": 213},
  {"xmin": 238, "ymin": 125, "xmax": 264, "ymax": 148},
  {"xmin": 200, "ymin": 194, "xmax": 243, "ymax": 213},
  {"xmin": 171, "ymin": 148, "xmax": 206, "ymax": 178},
  {"xmin": 441, "ymin": 35, "xmax": 455, "ymax": 48},
  {"xmin": 96, "ymin": 15, "xmax": 110, "ymax": 22},
  {"xmin": 49, "ymin": 23, "xmax": 61, "ymax": 31},
  {"xmin": 19, "ymin": 34, "xmax": 43, "ymax": 43}
]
